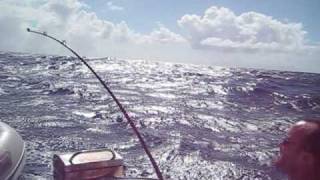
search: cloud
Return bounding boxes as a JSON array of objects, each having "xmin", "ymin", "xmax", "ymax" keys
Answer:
[
  {"xmin": 0, "ymin": 1, "xmax": 319, "ymax": 73},
  {"xmin": 0, "ymin": 0, "xmax": 184, "ymax": 56},
  {"xmin": 106, "ymin": 1, "xmax": 124, "ymax": 11},
  {"xmin": 137, "ymin": 24, "xmax": 186, "ymax": 44},
  {"xmin": 178, "ymin": 6, "xmax": 311, "ymax": 52}
]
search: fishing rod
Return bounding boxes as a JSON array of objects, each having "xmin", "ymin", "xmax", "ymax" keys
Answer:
[{"xmin": 26, "ymin": 28, "xmax": 164, "ymax": 180}]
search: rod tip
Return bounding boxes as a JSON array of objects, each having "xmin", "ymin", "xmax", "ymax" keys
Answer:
[{"xmin": 26, "ymin": 28, "xmax": 30, "ymax": 32}]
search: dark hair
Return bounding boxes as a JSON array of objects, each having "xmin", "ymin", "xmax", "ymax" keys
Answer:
[{"xmin": 302, "ymin": 120, "xmax": 320, "ymax": 167}]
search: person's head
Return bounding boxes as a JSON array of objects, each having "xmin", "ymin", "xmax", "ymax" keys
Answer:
[{"xmin": 275, "ymin": 119, "xmax": 320, "ymax": 179}]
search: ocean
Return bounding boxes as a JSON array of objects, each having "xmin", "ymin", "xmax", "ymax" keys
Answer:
[{"xmin": 1, "ymin": 51, "xmax": 319, "ymax": 179}]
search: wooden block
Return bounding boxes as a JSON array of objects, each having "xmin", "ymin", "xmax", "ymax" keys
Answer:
[{"xmin": 53, "ymin": 149, "xmax": 124, "ymax": 180}]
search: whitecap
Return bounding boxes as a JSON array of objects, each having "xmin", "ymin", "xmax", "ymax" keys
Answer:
[
  {"xmin": 209, "ymin": 84, "xmax": 228, "ymax": 95},
  {"xmin": 0, "ymin": 87, "xmax": 7, "ymax": 95},
  {"xmin": 147, "ymin": 92, "xmax": 177, "ymax": 99},
  {"xmin": 73, "ymin": 110, "xmax": 96, "ymax": 118}
]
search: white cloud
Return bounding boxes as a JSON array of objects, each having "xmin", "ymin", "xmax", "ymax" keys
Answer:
[
  {"xmin": 0, "ymin": 1, "xmax": 319, "ymax": 73},
  {"xmin": 178, "ymin": 6, "xmax": 311, "ymax": 52},
  {"xmin": 106, "ymin": 1, "xmax": 124, "ymax": 11},
  {"xmin": 137, "ymin": 24, "xmax": 186, "ymax": 44},
  {"xmin": 0, "ymin": 0, "xmax": 183, "ymax": 56}
]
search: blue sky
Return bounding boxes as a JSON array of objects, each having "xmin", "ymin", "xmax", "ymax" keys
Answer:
[
  {"xmin": 0, "ymin": 0, "xmax": 319, "ymax": 73},
  {"xmin": 82, "ymin": 0, "xmax": 320, "ymax": 42}
]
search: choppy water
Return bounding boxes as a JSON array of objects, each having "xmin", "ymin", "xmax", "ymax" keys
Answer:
[{"xmin": 0, "ymin": 51, "xmax": 320, "ymax": 179}]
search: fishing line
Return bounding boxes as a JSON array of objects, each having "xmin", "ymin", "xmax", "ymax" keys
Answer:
[{"xmin": 27, "ymin": 28, "xmax": 164, "ymax": 180}]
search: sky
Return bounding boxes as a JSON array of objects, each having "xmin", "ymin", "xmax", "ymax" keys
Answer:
[{"xmin": 0, "ymin": 0, "xmax": 319, "ymax": 73}]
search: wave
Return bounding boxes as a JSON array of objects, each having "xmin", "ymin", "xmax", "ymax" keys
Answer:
[
  {"xmin": 48, "ymin": 87, "xmax": 75, "ymax": 95},
  {"xmin": 1, "ymin": 52, "xmax": 319, "ymax": 179}
]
